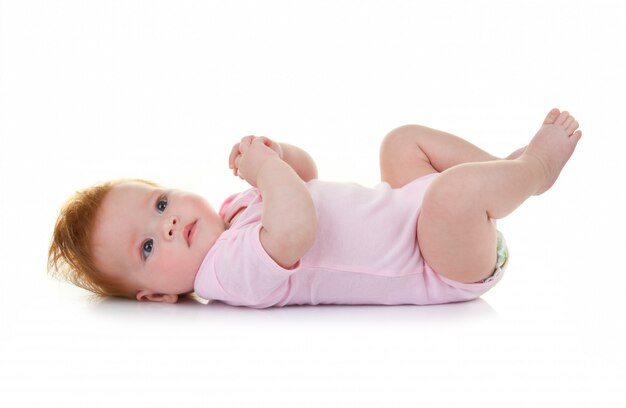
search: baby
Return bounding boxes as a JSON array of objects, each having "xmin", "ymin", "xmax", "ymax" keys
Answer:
[{"xmin": 48, "ymin": 109, "xmax": 582, "ymax": 308}]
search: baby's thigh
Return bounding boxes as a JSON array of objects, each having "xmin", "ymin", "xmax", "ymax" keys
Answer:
[{"xmin": 417, "ymin": 177, "xmax": 497, "ymax": 283}]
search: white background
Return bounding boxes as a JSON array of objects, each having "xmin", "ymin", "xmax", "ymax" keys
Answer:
[{"xmin": 1, "ymin": 0, "xmax": 625, "ymax": 406}]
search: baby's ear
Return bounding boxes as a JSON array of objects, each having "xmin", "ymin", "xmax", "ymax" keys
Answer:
[{"xmin": 136, "ymin": 291, "xmax": 178, "ymax": 304}]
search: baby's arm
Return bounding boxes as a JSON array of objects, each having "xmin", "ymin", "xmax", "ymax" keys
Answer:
[
  {"xmin": 236, "ymin": 137, "xmax": 317, "ymax": 269},
  {"xmin": 279, "ymin": 143, "xmax": 318, "ymax": 182}
]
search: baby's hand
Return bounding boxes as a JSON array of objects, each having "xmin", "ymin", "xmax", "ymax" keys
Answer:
[{"xmin": 229, "ymin": 136, "xmax": 284, "ymax": 187}]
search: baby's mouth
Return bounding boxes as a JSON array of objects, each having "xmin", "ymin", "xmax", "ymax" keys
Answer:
[{"xmin": 184, "ymin": 220, "xmax": 197, "ymax": 247}]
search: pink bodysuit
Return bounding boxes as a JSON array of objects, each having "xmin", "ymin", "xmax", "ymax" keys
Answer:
[{"xmin": 194, "ymin": 173, "xmax": 506, "ymax": 308}]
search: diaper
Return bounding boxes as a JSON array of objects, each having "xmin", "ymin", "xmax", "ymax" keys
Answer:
[{"xmin": 476, "ymin": 230, "xmax": 508, "ymax": 284}]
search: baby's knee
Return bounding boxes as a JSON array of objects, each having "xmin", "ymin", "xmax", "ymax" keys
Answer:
[
  {"xmin": 381, "ymin": 125, "xmax": 427, "ymax": 150},
  {"xmin": 380, "ymin": 124, "xmax": 434, "ymax": 166}
]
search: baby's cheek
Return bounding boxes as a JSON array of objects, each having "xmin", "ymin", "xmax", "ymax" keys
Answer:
[
  {"xmin": 160, "ymin": 246, "xmax": 183, "ymax": 271},
  {"xmin": 159, "ymin": 245, "xmax": 197, "ymax": 281}
]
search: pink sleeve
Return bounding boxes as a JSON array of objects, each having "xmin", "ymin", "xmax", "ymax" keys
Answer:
[{"xmin": 209, "ymin": 223, "xmax": 301, "ymax": 308}]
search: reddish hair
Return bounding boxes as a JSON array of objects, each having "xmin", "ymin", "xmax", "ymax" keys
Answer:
[{"xmin": 48, "ymin": 179, "xmax": 159, "ymax": 299}]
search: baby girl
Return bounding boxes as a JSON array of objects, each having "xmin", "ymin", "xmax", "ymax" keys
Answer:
[{"xmin": 48, "ymin": 109, "xmax": 581, "ymax": 308}]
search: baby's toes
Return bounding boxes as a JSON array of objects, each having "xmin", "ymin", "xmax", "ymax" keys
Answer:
[
  {"xmin": 555, "ymin": 110, "xmax": 570, "ymax": 125},
  {"xmin": 544, "ymin": 108, "xmax": 561, "ymax": 124},
  {"xmin": 563, "ymin": 115, "xmax": 574, "ymax": 128},
  {"xmin": 565, "ymin": 118, "xmax": 579, "ymax": 135}
]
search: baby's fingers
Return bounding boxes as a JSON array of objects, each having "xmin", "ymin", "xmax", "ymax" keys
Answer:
[
  {"xmin": 229, "ymin": 136, "xmax": 255, "ymax": 169},
  {"xmin": 235, "ymin": 156, "xmax": 243, "ymax": 178},
  {"xmin": 238, "ymin": 135, "xmax": 256, "ymax": 155},
  {"xmin": 229, "ymin": 143, "xmax": 240, "ymax": 170}
]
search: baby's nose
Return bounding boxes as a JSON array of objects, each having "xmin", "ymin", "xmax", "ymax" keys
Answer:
[{"xmin": 163, "ymin": 216, "xmax": 179, "ymax": 240}]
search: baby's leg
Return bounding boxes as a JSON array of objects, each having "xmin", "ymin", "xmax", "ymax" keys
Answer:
[
  {"xmin": 418, "ymin": 109, "xmax": 581, "ymax": 283},
  {"xmin": 380, "ymin": 124, "xmax": 501, "ymax": 188}
]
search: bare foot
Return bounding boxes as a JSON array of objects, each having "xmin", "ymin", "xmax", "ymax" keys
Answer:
[{"xmin": 521, "ymin": 108, "xmax": 582, "ymax": 195}]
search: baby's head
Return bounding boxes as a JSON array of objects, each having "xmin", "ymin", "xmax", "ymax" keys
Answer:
[{"xmin": 48, "ymin": 179, "xmax": 227, "ymax": 303}]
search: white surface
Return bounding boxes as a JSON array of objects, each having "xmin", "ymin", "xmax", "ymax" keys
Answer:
[{"xmin": 1, "ymin": 0, "xmax": 625, "ymax": 406}]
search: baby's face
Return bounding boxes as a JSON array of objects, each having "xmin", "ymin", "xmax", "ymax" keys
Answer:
[{"xmin": 92, "ymin": 182, "xmax": 226, "ymax": 302}]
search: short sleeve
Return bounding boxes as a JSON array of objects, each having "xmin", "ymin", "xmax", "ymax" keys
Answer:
[{"xmin": 194, "ymin": 223, "xmax": 301, "ymax": 308}]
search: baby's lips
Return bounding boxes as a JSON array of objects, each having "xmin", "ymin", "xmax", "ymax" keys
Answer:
[{"xmin": 183, "ymin": 220, "xmax": 197, "ymax": 246}]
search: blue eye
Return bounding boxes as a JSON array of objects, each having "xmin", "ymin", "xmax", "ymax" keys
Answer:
[
  {"xmin": 156, "ymin": 195, "xmax": 168, "ymax": 213},
  {"xmin": 142, "ymin": 239, "xmax": 154, "ymax": 260}
]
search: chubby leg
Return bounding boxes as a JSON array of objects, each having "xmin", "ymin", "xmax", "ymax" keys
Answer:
[
  {"xmin": 380, "ymin": 124, "xmax": 503, "ymax": 188},
  {"xmin": 418, "ymin": 109, "xmax": 582, "ymax": 283}
]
